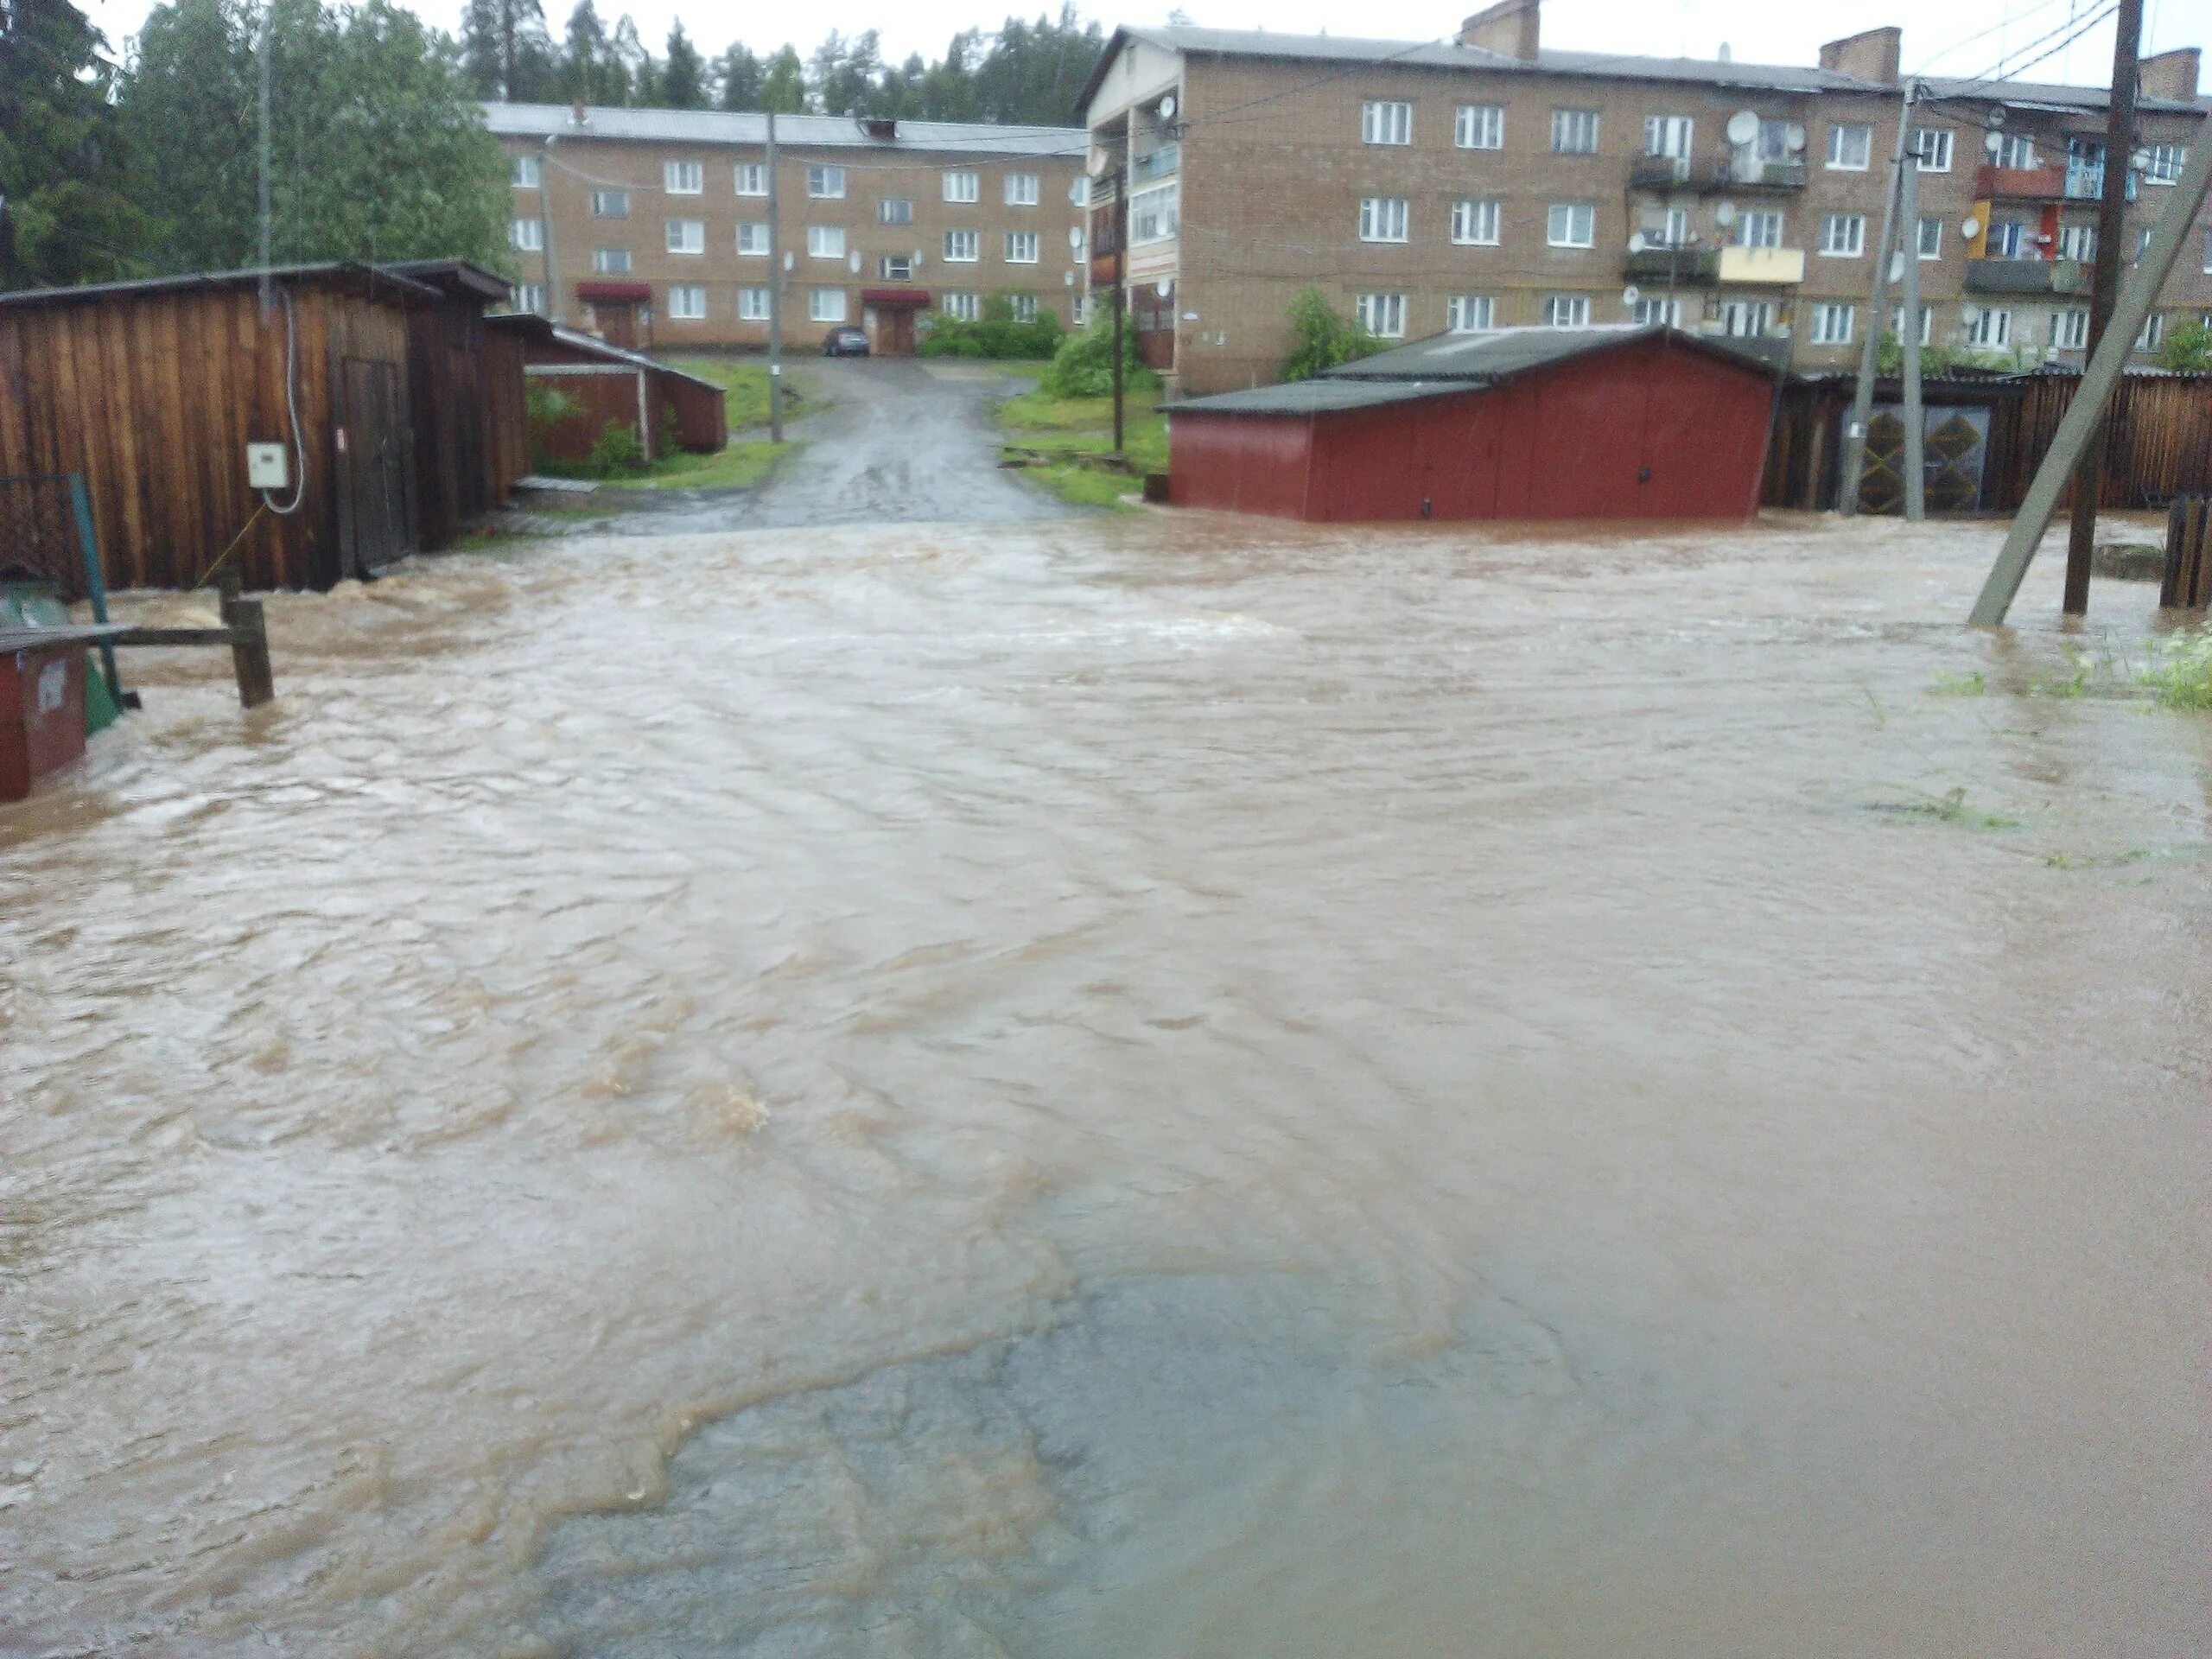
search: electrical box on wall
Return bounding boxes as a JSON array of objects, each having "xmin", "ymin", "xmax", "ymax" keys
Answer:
[{"xmin": 246, "ymin": 443, "xmax": 289, "ymax": 491}]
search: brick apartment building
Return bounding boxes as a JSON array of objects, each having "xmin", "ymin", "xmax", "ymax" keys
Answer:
[
  {"xmin": 1077, "ymin": 3, "xmax": 2211, "ymax": 396},
  {"xmin": 488, "ymin": 105, "xmax": 1090, "ymax": 353}
]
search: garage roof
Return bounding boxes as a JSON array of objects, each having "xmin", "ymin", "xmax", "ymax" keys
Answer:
[
  {"xmin": 1322, "ymin": 324, "xmax": 1783, "ymax": 384},
  {"xmin": 1166, "ymin": 379, "xmax": 1478, "ymax": 416}
]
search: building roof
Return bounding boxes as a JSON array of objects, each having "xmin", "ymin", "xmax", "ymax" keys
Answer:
[
  {"xmin": 1167, "ymin": 378, "xmax": 1480, "ymax": 416},
  {"xmin": 485, "ymin": 102, "xmax": 1085, "ymax": 156},
  {"xmin": 0, "ymin": 261, "xmax": 439, "ymax": 313},
  {"xmin": 523, "ymin": 322, "xmax": 727, "ymax": 392},
  {"xmin": 378, "ymin": 258, "xmax": 513, "ymax": 302}
]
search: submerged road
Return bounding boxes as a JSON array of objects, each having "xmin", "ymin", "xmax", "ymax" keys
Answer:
[{"xmin": 1, "ymin": 388, "xmax": 2207, "ymax": 1656}]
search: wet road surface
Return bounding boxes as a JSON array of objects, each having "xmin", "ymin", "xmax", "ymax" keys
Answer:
[{"xmin": 3, "ymin": 509, "xmax": 2207, "ymax": 1657}]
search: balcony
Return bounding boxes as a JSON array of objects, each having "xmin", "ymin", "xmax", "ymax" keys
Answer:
[
  {"xmin": 1974, "ymin": 162, "xmax": 2069, "ymax": 200},
  {"xmin": 1964, "ymin": 257, "xmax": 2089, "ymax": 296},
  {"xmin": 1726, "ymin": 156, "xmax": 1807, "ymax": 191},
  {"xmin": 1717, "ymin": 245, "xmax": 1805, "ymax": 284},
  {"xmin": 1624, "ymin": 245, "xmax": 1718, "ymax": 283},
  {"xmin": 1630, "ymin": 156, "xmax": 1694, "ymax": 190},
  {"xmin": 1131, "ymin": 143, "xmax": 1179, "ymax": 183}
]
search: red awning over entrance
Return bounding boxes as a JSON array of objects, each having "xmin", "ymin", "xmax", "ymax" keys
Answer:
[
  {"xmin": 575, "ymin": 280, "xmax": 652, "ymax": 302},
  {"xmin": 861, "ymin": 289, "xmax": 931, "ymax": 307}
]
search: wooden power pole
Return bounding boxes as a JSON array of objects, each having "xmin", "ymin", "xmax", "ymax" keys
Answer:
[
  {"xmin": 1838, "ymin": 86, "xmax": 1915, "ymax": 518},
  {"xmin": 1110, "ymin": 169, "xmax": 1127, "ymax": 454},
  {"xmin": 766, "ymin": 110, "xmax": 785, "ymax": 443},
  {"xmin": 1898, "ymin": 113, "xmax": 1926, "ymax": 523}
]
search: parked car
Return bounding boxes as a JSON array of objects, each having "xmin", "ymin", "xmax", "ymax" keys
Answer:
[{"xmin": 822, "ymin": 327, "xmax": 870, "ymax": 358}]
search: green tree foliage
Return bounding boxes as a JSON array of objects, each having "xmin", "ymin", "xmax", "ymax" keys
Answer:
[
  {"xmin": 1039, "ymin": 313, "xmax": 1157, "ymax": 397},
  {"xmin": 0, "ymin": 0, "xmax": 151, "ymax": 287},
  {"xmin": 2157, "ymin": 320, "xmax": 2212, "ymax": 374},
  {"xmin": 713, "ymin": 43, "xmax": 760, "ymax": 109},
  {"xmin": 120, "ymin": 0, "xmax": 508, "ymax": 274},
  {"xmin": 658, "ymin": 20, "xmax": 704, "ymax": 107},
  {"xmin": 1281, "ymin": 288, "xmax": 1380, "ymax": 382},
  {"xmin": 758, "ymin": 44, "xmax": 805, "ymax": 112},
  {"xmin": 918, "ymin": 293, "xmax": 1064, "ymax": 359},
  {"xmin": 460, "ymin": 0, "xmax": 557, "ymax": 99}
]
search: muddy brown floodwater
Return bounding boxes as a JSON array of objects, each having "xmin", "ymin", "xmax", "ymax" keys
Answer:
[{"xmin": 3, "ymin": 512, "xmax": 2206, "ymax": 1657}]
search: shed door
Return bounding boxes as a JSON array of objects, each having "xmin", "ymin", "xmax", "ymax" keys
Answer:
[{"xmin": 339, "ymin": 358, "xmax": 414, "ymax": 577}]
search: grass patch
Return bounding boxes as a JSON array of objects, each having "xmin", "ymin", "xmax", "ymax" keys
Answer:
[
  {"xmin": 1929, "ymin": 670, "xmax": 1986, "ymax": 696},
  {"xmin": 995, "ymin": 387, "xmax": 1168, "ymax": 509},
  {"xmin": 662, "ymin": 357, "xmax": 817, "ymax": 430},
  {"xmin": 2138, "ymin": 626, "xmax": 2212, "ymax": 709},
  {"xmin": 1872, "ymin": 785, "xmax": 2021, "ymax": 831},
  {"xmin": 599, "ymin": 439, "xmax": 797, "ymax": 493}
]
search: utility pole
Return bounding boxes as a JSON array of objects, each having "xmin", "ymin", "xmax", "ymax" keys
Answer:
[
  {"xmin": 1109, "ymin": 168, "xmax": 1126, "ymax": 454},
  {"xmin": 2061, "ymin": 0, "xmax": 2142, "ymax": 616},
  {"xmin": 538, "ymin": 140, "xmax": 560, "ymax": 323},
  {"xmin": 1838, "ymin": 84, "xmax": 1915, "ymax": 516},
  {"xmin": 257, "ymin": 6, "xmax": 273, "ymax": 309},
  {"xmin": 1898, "ymin": 111, "xmax": 1926, "ymax": 522},
  {"xmin": 766, "ymin": 110, "xmax": 784, "ymax": 442}
]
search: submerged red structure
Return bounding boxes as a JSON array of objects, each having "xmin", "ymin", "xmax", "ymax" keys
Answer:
[{"xmin": 1167, "ymin": 327, "xmax": 1781, "ymax": 523}]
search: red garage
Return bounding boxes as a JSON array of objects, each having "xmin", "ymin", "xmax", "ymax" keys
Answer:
[{"xmin": 1167, "ymin": 326, "xmax": 1782, "ymax": 523}]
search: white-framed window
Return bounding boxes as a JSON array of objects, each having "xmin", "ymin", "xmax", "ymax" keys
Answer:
[
  {"xmin": 1965, "ymin": 305, "xmax": 2012, "ymax": 347},
  {"xmin": 1010, "ymin": 294, "xmax": 1039, "ymax": 321},
  {"xmin": 2140, "ymin": 143, "xmax": 2184, "ymax": 185},
  {"xmin": 943, "ymin": 229, "xmax": 979, "ymax": 262},
  {"xmin": 1987, "ymin": 220, "xmax": 2027, "ymax": 259},
  {"xmin": 512, "ymin": 283, "xmax": 546, "ymax": 315},
  {"xmin": 810, "ymin": 287, "xmax": 847, "ymax": 322},
  {"xmin": 739, "ymin": 286, "xmax": 771, "ymax": 321},
  {"xmin": 1542, "ymin": 293, "xmax": 1592, "ymax": 327},
  {"xmin": 879, "ymin": 254, "xmax": 912, "ymax": 280},
  {"xmin": 1913, "ymin": 128, "xmax": 1953, "ymax": 171},
  {"xmin": 1819, "ymin": 213, "xmax": 1866, "ymax": 257},
  {"xmin": 1662, "ymin": 206, "xmax": 1690, "ymax": 245},
  {"xmin": 592, "ymin": 247, "xmax": 631, "ymax": 273},
  {"xmin": 1361, "ymin": 99, "xmax": 1412, "ymax": 146},
  {"xmin": 1890, "ymin": 304, "xmax": 1934, "ymax": 345},
  {"xmin": 1755, "ymin": 117, "xmax": 1791, "ymax": 161},
  {"xmin": 1005, "ymin": 171, "xmax": 1040, "ymax": 206},
  {"xmin": 1355, "ymin": 292, "xmax": 1407, "ymax": 337},
  {"xmin": 590, "ymin": 189, "xmax": 628, "ymax": 218},
  {"xmin": 668, "ymin": 283, "xmax": 707, "ymax": 320},
  {"xmin": 509, "ymin": 217, "xmax": 543, "ymax": 251},
  {"xmin": 943, "ymin": 291, "xmax": 980, "ymax": 321},
  {"xmin": 1071, "ymin": 176, "xmax": 1089, "ymax": 207},
  {"xmin": 1547, "ymin": 202, "xmax": 1596, "ymax": 248},
  {"xmin": 511, "ymin": 153, "xmax": 542, "ymax": 188},
  {"xmin": 666, "ymin": 219, "xmax": 704, "ymax": 254},
  {"xmin": 879, "ymin": 197, "xmax": 913, "ymax": 225},
  {"xmin": 1446, "ymin": 294, "xmax": 1495, "ymax": 333},
  {"xmin": 1825, "ymin": 123, "xmax": 1872, "ymax": 170},
  {"xmin": 1005, "ymin": 230, "xmax": 1039, "ymax": 263},
  {"xmin": 737, "ymin": 222, "xmax": 769, "ymax": 256},
  {"xmin": 664, "ymin": 160, "xmax": 703, "ymax": 194},
  {"xmin": 807, "ymin": 225, "xmax": 846, "ymax": 259},
  {"xmin": 1631, "ymin": 296, "xmax": 1682, "ymax": 327},
  {"xmin": 1644, "ymin": 114, "xmax": 1694, "ymax": 158},
  {"xmin": 736, "ymin": 162, "xmax": 767, "ymax": 196},
  {"xmin": 1455, "ymin": 103, "xmax": 1503, "ymax": 149},
  {"xmin": 1129, "ymin": 182, "xmax": 1179, "ymax": 245},
  {"xmin": 1809, "ymin": 302, "xmax": 1853, "ymax": 344},
  {"xmin": 1720, "ymin": 298, "xmax": 1773, "ymax": 337},
  {"xmin": 1358, "ymin": 196, "xmax": 1410, "ymax": 243},
  {"xmin": 1071, "ymin": 293, "xmax": 1088, "ymax": 327},
  {"xmin": 1993, "ymin": 132, "xmax": 2037, "ymax": 170},
  {"xmin": 1450, "ymin": 198, "xmax": 1501, "ymax": 245},
  {"xmin": 2057, "ymin": 222, "xmax": 2095, "ymax": 262},
  {"xmin": 2052, "ymin": 307, "xmax": 2088, "ymax": 349},
  {"xmin": 1916, "ymin": 216, "xmax": 1942, "ymax": 259},
  {"xmin": 1551, "ymin": 108, "xmax": 1599, "ymax": 154},
  {"xmin": 943, "ymin": 169, "xmax": 980, "ymax": 202},
  {"xmin": 2136, "ymin": 311, "xmax": 2164, "ymax": 350},
  {"xmin": 1736, "ymin": 208, "xmax": 1784, "ymax": 249},
  {"xmin": 808, "ymin": 164, "xmax": 845, "ymax": 199}
]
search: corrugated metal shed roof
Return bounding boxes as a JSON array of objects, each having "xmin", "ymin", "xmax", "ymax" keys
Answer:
[
  {"xmin": 0, "ymin": 262, "xmax": 438, "ymax": 311},
  {"xmin": 1320, "ymin": 325, "xmax": 1783, "ymax": 384},
  {"xmin": 531, "ymin": 324, "xmax": 727, "ymax": 393},
  {"xmin": 1168, "ymin": 378, "xmax": 1476, "ymax": 416},
  {"xmin": 485, "ymin": 103, "xmax": 1084, "ymax": 156}
]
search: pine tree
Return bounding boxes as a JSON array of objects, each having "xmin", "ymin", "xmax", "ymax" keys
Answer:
[
  {"xmin": 758, "ymin": 44, "xmax": 804, "ymax": 113},
  {"xmin": 659, "ymin": 20, "xmax": 703, "ymax": 107},
  {"xmin": 0, "ymin": 0, "xmax": 151, "ymax": 286},
  {"xmin": 712, "ymin": 42, "xmax": 760, "ymax": 110}
]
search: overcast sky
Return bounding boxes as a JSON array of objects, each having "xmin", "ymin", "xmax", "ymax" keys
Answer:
[{"xmin": 80, "ymin": 0, "xmax": 2192, "ymax": 91}]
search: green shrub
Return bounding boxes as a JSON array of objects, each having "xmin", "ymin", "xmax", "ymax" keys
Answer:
[
  {"xmin": 1281, "ymin": 287, "xmax": 1382, "ymax": 382},
  {"xmin": 918, "ymin": 295, "xmax": 1067, "ymax": 360},
  {"xmin": 2158, "ymin": 320, "xmax": 2212, "ymax": 374},
  {"xmin": 586, "ymin": 420, "xmax": 649, "ymax": 477},
  {"xmin": 1038, "ymin": 315, "xmax": 1159, "ymax": 397},
  {"xmin": 2139, "ymin": 626, "xmax": 2212, "ymax": 709}
]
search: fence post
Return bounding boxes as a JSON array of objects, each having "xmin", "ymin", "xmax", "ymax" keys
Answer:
[
  {"xmin": 67, "ymin": 473, "xmax": 126, "ymax": 708},
  {"xmin": 213, "ymin": 568, "xmax": 275, "ymax": 709}
]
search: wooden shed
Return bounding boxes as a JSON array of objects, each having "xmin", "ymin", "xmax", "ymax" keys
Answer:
[
  {"xmin": 379, "ymin": 259, "xmax": 533, "ymax": 550},
  {"xmin": 1168, "ymin": 326, "xmax": 1782, "ymax": 523},
  {"xmin": 510, "ymin": 322, "xmax": 728, "ymax": 466}
]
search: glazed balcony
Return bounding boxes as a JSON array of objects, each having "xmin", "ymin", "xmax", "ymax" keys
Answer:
[
  {"xmin": 1624, "ymin": 245, "xmax": 1718, "ymax": 283},
  {"xmin": 1130, "ymin": 143, "xmax": 1179, "ymax": 183},
  {"xmin": 1964, "ymin": 257, "xmax": 2090, "ymax": 296},
  {"xmin": 1716, "ymin": 245, "xmax": 1805, "ymax": 284},
  {"xmin": 1974, "ymin": 162, "xmax": 2069, "ymax": 200}
]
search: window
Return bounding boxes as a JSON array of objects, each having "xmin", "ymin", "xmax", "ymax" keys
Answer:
[
  {"xmin": 1917, "ymin": 216, "xmax": 1942, "ymax": 259},
  {"xmin": 512, "ymin": 154, "xmax": 541, "ymax": 188},
  {"xmin": 1965, "ymin": 305, "xmax": 2012, "ymax": 347},
  {"xmin": 1631, "ymin": 296, "xmax": 1682, "ymax": 327},
  {"xmin": 668, "ymin": 283, "xmax": 707, "ymax": 320},
  {"xmin": 512, "ymin": 283, "xmax": 546, "ymax": 315},
  {"xmin": 1446, "ymin": 294, "xmax": 1495, "ymax": 333},
  {"xmin": 1456, "ymin": 103, "xmax": 1503, "ymax": 149},
  {"xmin": 2052, "ymin": 307, "xmax": 2088, "ymax": 349},
  {"xmin": 737, "ymin": 222, "xmax": 769, "ymax": 256},
  {"xmin": 1542, "ymin": 294, "xmax": 1592, "ymax": 327},
  {"xmin": 1720, "ymin": 298, "xmax": 1773, "ymax": 337},
  {"xmin": 1355, "ymin": 292, "xmax": 1407, "ymax": 336},
  {"xmin": 943, "ymin": 169, "xmax": 980, "ymax": 203},
  {"xmin": 1450, "ymin": 199, "xmax": 1501, "ymax": 245},
  {"xmin": 807, "ymin": 164, "xmax": 845, "ymax": 199},
  {"xmin": 943, "ymin": 291, "xmax": 980, "ymax": 321},
  {"xmin": 664, "ymin": 160, "xmax": 703, "ymax": 194},
  {"xmin": 1644, "ymin": 114, "xmax": 1694, "ymax": 159},
  {"xmin": 1987, "ymin": 219, "xmax": 2027, "ymax": 259},
  {"xmin": 1071, "ymin": 293, "xmax": 1088, "ymax": 327},
  {"xmin": 1890, "ymin": 304, "xmax": 1934, "ymax": 345},
  {"xmin": 1362, "ymin": 100, "xmax": 1412, "ymax": 145},
  {"xmin": 592, "ymin": 248, "xmax": 631, "ymax": 274},
  {"xmin": 880, "ymin": 254, "xmax": 912, "ymax": 280},
  {"xmin": 1129, "ymin": 182, "xmax": 1179, "ymax": 245},
  {"xmin": 808, "ymin": 226, "xmax": 846, "ymax": 259},
  {"xmin": 1737, "ymin": 209, "xmax": 1784, "ymax": 249},
  {"xmin": 1359, "ymin": 197, "xmax": 1410, "ymax": 243},
  {"xmin": 1993, "ymin": 132, "xmax": 2037, "ymax": 170},
  {"xmin": 944, "ymin": 229, "xmax": 979, "ymax": 262},
  {"xmin": 1914, "ymin": 128, "xmax": 1953, "ymax": 171},
  {"xmin": 1005, "ymin": 231, "xmax": 1039, "ymax": 263},
  {"xmin": 1071, "ymin": 176, "xmax": 1089, "ymax": 207},
  {"xmin": 879, "ymin": 197, "xmax": 913, "ymax": 226},
  {"xmin": 509, "ymin": 217, "xmax": 543, "ymax": 251},
  {"xmin": 1756, "ymin": 118, "xmax": 1791, "ymax": 162},
  {"xmin": 2136, "ymin": 311, "xmax": 2164, "ymax": 351},
  {"xmin": 666, "ymin": 219, "xmax": 704, "ymax": 254},
  {"xmin": 1809, "ymin": 302, "xmax": 1853, "ymax": 344},
  {"xmin": 1552, "ymin": 108, "xmax": 1599, "ymax": 154},
  {"xmin": 591, "ymin": 189, "xmax": 629, "ymax": 218},
  {"xmin": 2140, "ymin": 144, "xmax": 2184, "ymax": 185},
  {"xmin": 1005, "ymin": 171, "xmax": 1040, "ymax": 206},
  {"xmin": 810, "ymin": 288, "xmax": 847, "ymax": 322},
  {"xmin": 1010, "ymin": 294, "xmax": 1039, "ymax": 321},
  {"xmin": 739, "ymin": 287, "xmax": 771, "ymax": 321},
  {"xmin": 1547, "ymin": 202, "xmax": 1595, "ymax": 248},
  {"xmin": 1661, "ymin": 207, "xmax": 1690, "ymax": 246},
  {"xmin": 1827, "ymin": 123, "xmax": 1872, "ymax": 170},
  {"xmin": 2057, "ymin": 222, "xmax": 2095, "ymax": 262},
  {"xmin": 736, "ymin": 163, "xmax": 767, "ymax": 196},
  {"xmin": 1820, "ymin": 213, "xmax": 1866, "ymax": 257}
]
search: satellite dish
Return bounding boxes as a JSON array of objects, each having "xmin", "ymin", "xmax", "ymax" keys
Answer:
[
  {"xmin": 1069, "ymin": 226, "xmax": 1083, "ymax": 250},
  {"xmin": 1985, "ymin": 130, "xmax": 2005, "ymax": 155},
  {"xmin": 1064, "ymin": 270, "xmax": 1076, "ymax": 285},
  {"xmin": 1155, "ymin": 280, "xmax": 1171, "ymax": 298},
  {"xmin": 1160, "ymin": 93, "xmax": 1177, "ymax": 120},
  {"xmin": 1961, "ymin": 216, "xmax": 1982, "ymax": 239},
  {"xmin": 1726, "ymin": 110, "xmax": 1758, "ymax": 146},
  {"xmin": 782, "ymin": 251, "xmax": 794, "ymax": 271},
  {"xmin": 1986, "ymin": 106, "xmax": 2006, "ymax": 127},
  {"xmin": 1888, "ymin": 251, "xmax": 1905, "ymax": 282},
  {"xmin": 849, "ymin": 251, "xmax": 861, "ymax": 273},
  {"xmin": 1784, "ymin": 124, "xmax": 1806, "ymax": 153},
  {"xmin": 1715, "ymin": 200, "xmax": 1738, "ymax": 227},
  {"xmin": 1623, "ymin": 284, "xmax": 1642, "ymax": 307},
  {"xmin": 1628, "ymin": 231, "xmax": 1647, "ymax": 252},
  {"xmin": 913, "ymin": 249, "xmax": 925, "ymax": 266}
]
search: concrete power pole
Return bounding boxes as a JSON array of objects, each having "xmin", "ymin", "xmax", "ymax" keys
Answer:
[
  {"xmin": 766, "ymin": 110, "xmax": 784, "ymax": 443},
  {"xmin": 1898, "ymin": 113, "xmax": 1926, "ymax": 522},
  {"xmin": 2061, "ymin": 0, "xmax": 2144, "ymax": 616},
  {"xmin": 1837, "ymin": 86, "xmax": 1915, "ymax": 517},
  {"xmin": 1110, "ymin": 169, "xmax": 1126, "ymax": 454}
]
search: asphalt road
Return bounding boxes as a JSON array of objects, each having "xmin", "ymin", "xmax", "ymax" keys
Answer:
[{"xmin": 601, "ymin": 357, "xmax": 1083, "ymax": 534}]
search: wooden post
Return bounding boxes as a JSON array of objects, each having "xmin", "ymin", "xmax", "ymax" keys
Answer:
[
  {"xmin": 213, "ymin": 568, "xmax": 275, "ymax": 708},
  {"xmin": 1838, "ymin": 86, "xmax": 1914, "ymax": 518},
  {"xmin": 766, "ymin": 110, "xmax": 785, "ymax": 444},
  {"xmin": 1898, "ymin": 116, "xmax": 1926, "ymax": 523},
  {"xmin": 1110, "ymin": 168, "xmax": 1127, "ymax": 455}
]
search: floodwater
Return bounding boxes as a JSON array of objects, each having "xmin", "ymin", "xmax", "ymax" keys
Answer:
[{"xmin": 3, "ymin": 511, "xmax": 2206, "ymax": 1657}]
